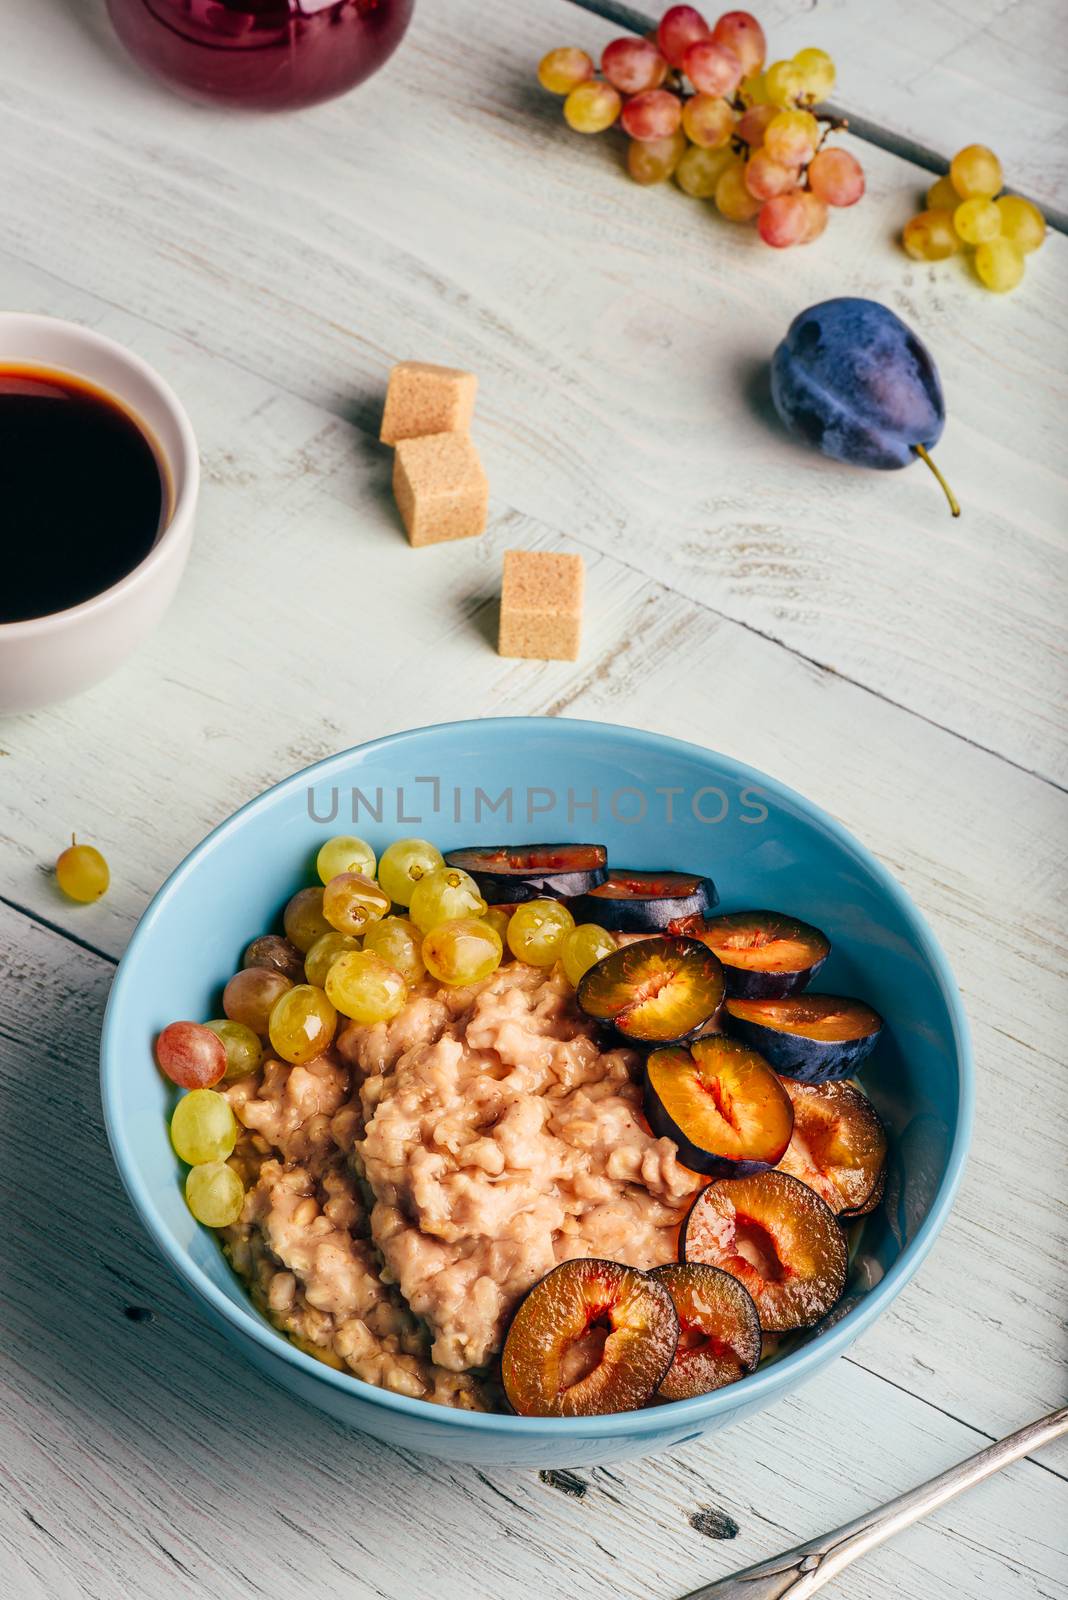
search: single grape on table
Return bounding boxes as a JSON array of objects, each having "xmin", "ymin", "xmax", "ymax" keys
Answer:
[
  {"xmin": 55, "ymin": 837, "xmax": 110, "ymax": 903},
  {"xmin": 901, "ymin": 142, "xmax": 1043, "ymax": 294},
  {"xmin": 536, "ymin": 7, "xmax": 863, "ymax": 250}
]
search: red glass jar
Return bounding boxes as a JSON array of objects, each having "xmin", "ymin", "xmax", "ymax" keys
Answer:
[{"xmin": 106, "ymin": 0, "xmax": 415, "ymax": 112}]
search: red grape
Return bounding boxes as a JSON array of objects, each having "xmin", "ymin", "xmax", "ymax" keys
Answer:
[
  {"xmin": 681, "ymin": 92, "xmax": 734, "ymax": 149},
  {"xmin": 657, "ymin": 6, "xmax": 710, "ymax": 69},
  {"xmin": 799, "ymin": 190, "xmax": 829, "ymax": 241},
  {"xmin": 808, "ymin": 147, "xmax": 866, "ymax": 206},
  {"xmin": 156, "ymin": 1021, "xmax": 227, "ymax": 1090},
  {"xmin": 243, "ymin": 934, "xmax": 305, "ymax": 982},
  {"xmin": 621, "ymin": 88, "xmax": 683, "ymax": 141},
  {"xmin": 745, "ymin": 149, "xmax": 800, "ymax": 199},
  {"xmin": 758, "ymin": 191, "xmax": 808, "ymax": 247},
  {"xmin": 223, "ymin": 966, "xmax": 293, "ymax": 1034},
  {"xmin": 682, "ymin": 38, "xmax": 742, "ymax": 96},
  {"xmin": 735, "ymin": 103, "xmax": 776, "ymax": 146},
  {"xmin": 602, "ymin": 36, "xmax": 668, "ymax": 94},
  {"xmin": 710, "ymin": 10, "xmax": 766, "ymax": 75}
]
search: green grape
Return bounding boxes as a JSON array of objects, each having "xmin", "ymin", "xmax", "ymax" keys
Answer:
[
  {"xmin": 954, "ymin": 197, "xmax": 1001, "ymax": 244},
  {"xmin": 303, "ymin": 931, "xmax": 361, "ymax": 988},
  {"xmin": 675, "ymin": 142, "xmax": 735, "ymax": 199},
  {"xmin": 926, "ymin": 174, "xmax": 959, "ymax": 212},
  {"xmin": 538, "ymin": 46, "xmax": 594, "ymax": 96},
  {"xmin": 377, "ymin": 838, "xmax": 445, "ymax": 906},
  {"xmin": 422, "ymin": 919, "xmax": 503, "ymax": 986},
  {"xmin": 322, "ymin": 871, "xmax": 390, "ymax": 936},
  {"xmin": 715, "ymin": 161, "xmax": 762, "ymax": 221},
  {"xmin": 268, "ymin": 983, "xmax": 337, "ymax": 1064},
  {"xmin": 170, "ymin": 1089, "xmax": 237, "ymax": 1166},
  {"xmin": 362, "ymin": 916, "xmax": 426, "ymax": 983},
  {"xmin": 763, "ymin": 59, "xmax": 802, "ymax": 108},
  {"xmin": 563, "ymin": 81, "xmax": 622, "ymax": 134},
  {"xmin": 996, "ymin": 195, "xmax": 1045, "ymax": 253},
  {"xmin": 205, "ymin": 1019, "xmax": 263, "ymax": 1082},
  {"xmin": 739, "ymin": 70, "xmax": 771, "ymax": 106},
  {"xmin": 560, "ymin": 923, "xmax": 616, "ymax": 987},
  {"xmin": 223, "ymin": 966, "xmax": 293, "ymax": 1034},
  {"xmin": 950, "ymin": 143, "xmax": 1002, "ymax": 199},
  {"xmin": 974, "ymin": 238, "xmax": 1025, "ymax": 292},
  {"xmin": 316, "ymin": 834, "xmax": 376, "ymax": 885},
  {"xmin": 902, "ymin": 209, "xmax": 960, "ymax": 261},
  {"xmin": 283, "ymin": 886, "xmax": 333, "ymax": 953},
  {"xmin": 325, "ymin": 951, "xmax": 408, "ymax": 1024},
  {"xmin": 763, "ymin": 109, "xmax": 819, "ymax": 166},
  {"xmin": 506, "ymin": 899, "xmax": 575, "ymax": 967},
  {"xmin": 627, "ymin": 130, "xmax": 687, "ymax": 185},
  {"xmin": 55, "ymin": 838, "xmax": 109, "ymax": 902},
  {"xmin": 185, "ymin": 1161, "xmax": 245, "ymax": 1227},
  {"xmin": 791, "ymin": 46, "xmax": 835, "ymax": 102},
  {"xmin": 408, "ymin": 867, "xmax": 487, "ymax": 933},
  {"xmin": 681, "ymin": 92, "xmax": 734, "ymax": 149}
]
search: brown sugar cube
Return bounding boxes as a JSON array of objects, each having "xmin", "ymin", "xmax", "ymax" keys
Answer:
[
  {"xmin": 498, "ymin": 550, "xmax": 584, "ymax": 661},
  {"xmin": 393, "ymin": 432, "xmax": 488, "ymax": 547},
  {"xmin": 380, "ymin": 360, "xmax": 478, "ymax": 445}
]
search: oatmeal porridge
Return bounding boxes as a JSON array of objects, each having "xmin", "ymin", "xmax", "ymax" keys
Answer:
[{"xmin": 221, "ymin": 963, "xmax": 702, "ymax": 1408}]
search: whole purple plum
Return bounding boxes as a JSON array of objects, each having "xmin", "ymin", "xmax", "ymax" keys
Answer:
[{"xmin": 771, "ymin": 298, "xmax": 959, "ymax": 514}]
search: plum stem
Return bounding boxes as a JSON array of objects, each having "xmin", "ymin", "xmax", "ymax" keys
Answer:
[{"xmin": 913, "ymin": 445, "xmax": 961, "ymax": 517}]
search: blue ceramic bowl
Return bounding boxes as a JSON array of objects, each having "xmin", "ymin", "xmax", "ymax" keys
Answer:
[{"xmin": 101, "ymin": 718, "xmax": 972, "ymax": 1468}]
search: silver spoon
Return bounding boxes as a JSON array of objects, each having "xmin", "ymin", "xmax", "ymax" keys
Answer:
[{"xmin": 681, "ymin": 1406, "xmax": 1068, "ymax": 1600}]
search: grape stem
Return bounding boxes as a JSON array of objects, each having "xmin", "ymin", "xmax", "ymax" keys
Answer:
[{"xmin": 913, "ymin": 445, "xmax": 961, "ymax": 517}]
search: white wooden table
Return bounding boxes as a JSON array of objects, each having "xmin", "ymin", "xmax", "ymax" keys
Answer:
[{"xmin": 1, "ymin": 3, "xmax": 1066, "ymax": 1597}]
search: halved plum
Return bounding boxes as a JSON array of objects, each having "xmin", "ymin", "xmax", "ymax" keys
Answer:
[
  {"xmin": 570, "ymin": 869, "xmax": 718, "ymax": 932},
  {"xmin": 501, "ymin": 1258, "xmax": 679, "ymax": 1417},
  {"xmin": 443, "ymin": 843, "xmax": 607, "ymax": 904},
  {"xmin": 678, "ymin": 910, "xmax": 830, "ymax": 998},
  {"xmin": 725, "ymin": 994, "xmax": 883, "ymax": 1082},
  {"xmin": 645, "ymin": 1036, "xmax": 794, "ymax": 1177},
  {"xmin": 649, "ymin": 1263, "xmax": 761, "ymax": 1400},
  {"xmin": 576, "ymin": 935, "xmax": 725, "ymax": 1044},
  {"xmin": 777, "ymin": 1079, "xmax": 888, "ymax": 1217},
  {"xmin": 681, "ymin": 1170, "xmax": 847, "ymax": 1331}
]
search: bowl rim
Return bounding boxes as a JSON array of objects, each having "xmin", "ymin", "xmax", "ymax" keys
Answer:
[
  {"xmin": 100, "ymin": 716, "xmax": 974, "ymax": 1438},
  {"xmin": 0, "ymin": 312, "xmax": 199, "ymax": 639}
]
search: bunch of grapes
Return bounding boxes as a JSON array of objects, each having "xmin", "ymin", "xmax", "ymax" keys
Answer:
[
  {"xmin": 537, "ymin": 7, "xmax": 865, "ymax": 250},
  {"xmin": 902, "ymin": 145, "xmax": 1046, "ymax": 293}
]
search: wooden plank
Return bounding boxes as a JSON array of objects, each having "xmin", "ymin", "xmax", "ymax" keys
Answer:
[
  {"xmin": 567, "ymin": 0, "xmax": 1068, "ymax": 221},
  {"xmin": 0, "ymin": 277, "xmax": 1064, "ymax": 1447},
  {"xmin": 0, "ymin": 0, "xmax": 1065, "ymax": 782},
  {"xmin": 2, "ymin": 901, "xmax": 1066, "ymax": 1600}
]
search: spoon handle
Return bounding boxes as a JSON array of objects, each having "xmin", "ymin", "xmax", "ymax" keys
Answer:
[{"xmin": 681, "ymin": 1406, "xmax": 1068, "ymax": 1600}]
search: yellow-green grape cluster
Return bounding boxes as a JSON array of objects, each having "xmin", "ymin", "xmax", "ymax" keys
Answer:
[
  {"xmin": 322, "ymin": 871, "xmax": 390, "ymax": 936},
  {"xmin": 325, "ymin": 950, "xmax": 408, "ymax": 1023},
  {"xmin": 537, "ymin": 10, "xmax": 862, "ymax": 251},
  {"xmin": 377, "ymin": 837, "xmax": 445, "ymax": 906},
  {"xmin": 902, "ymin": 145, "xmax": 1045, "ymax": 292},
  {"xmin": 55, "ymin": 837, "xmax": 110, "ymax": 902},
  {"xmin": 171, "ymin": 1091, "xmax": 245, "ymax": 1228},
  {"xmin": 560, "ymin": 923, "xmax": 617, "ymax": 986},
  {"xmin": 205, "ymin": 1019, "xmax": 263, "ymax": 1082},
  {"xmin": 408, "ymin": 867, "xmax": 487, "ymax": 934},
  {"xmin": 283, "ymin": 886, "xmax": 333, "ymax": 953},
  {"xmin": 422, "ymin": 919, "xmax": 504, "ymax": 986},
  {"xmin": 506, "ymin": 899, "xmax": 575, "ymax": 966},
  {"xmin": 268, "ymin": 983, "xmax": 337, "ymax": 1064},
  {"xmin": 303, "ymin": 930, "xmax": 361, "ymax": 988},
  {"xmin": 316, "ymin": 834, "xmax": 376, "ymax": 885},
  {"xmin": 362, "ymin": 916, "xmax": 426, "ymax": 983}
]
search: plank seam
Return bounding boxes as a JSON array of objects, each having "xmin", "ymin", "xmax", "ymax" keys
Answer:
[
  {"xmin": 561, "ymin": 0, "xmax": 1068, "ymax": 233},
  {"xmin": 0, "ymin": 893, "xmax": 119, "ymax": 967}
]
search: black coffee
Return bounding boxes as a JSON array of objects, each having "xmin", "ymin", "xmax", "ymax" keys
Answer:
[{"xmin": 1, "ymin": 366, "xmax": 165, "ymax": 623}]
